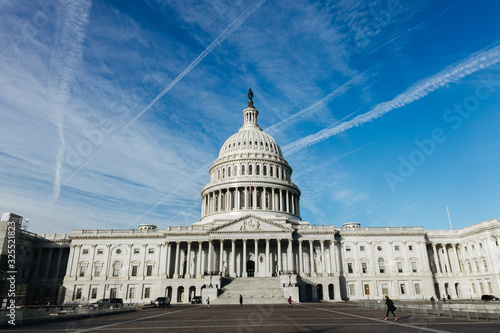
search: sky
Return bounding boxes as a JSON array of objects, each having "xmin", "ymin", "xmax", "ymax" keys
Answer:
[{"xmin": 1, "ymin": 0, "xmax": 499, "ymax": 234}]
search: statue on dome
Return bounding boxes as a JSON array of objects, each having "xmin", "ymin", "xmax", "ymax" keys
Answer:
[{"xmin": 248, "ymin": 88, "xmax": 254, "ymax": 107}]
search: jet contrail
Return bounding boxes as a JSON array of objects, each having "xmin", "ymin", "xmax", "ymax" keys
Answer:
[
  {"xmin": 283, "ymin": 43, "xmax": 500, "ymax": 156},
  {"xmin": 62, "ymin": 0, "xmax": 268, "ymax": 187}
]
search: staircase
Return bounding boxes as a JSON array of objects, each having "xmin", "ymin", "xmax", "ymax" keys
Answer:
[{"xmin": 214, "ymin": 277, "xmax": 285, "ymax": 304}]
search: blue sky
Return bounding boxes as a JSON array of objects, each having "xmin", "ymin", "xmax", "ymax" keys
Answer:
[{"xmin": 1, "ymin": 0, "xmax": 499, "ymax": 234}]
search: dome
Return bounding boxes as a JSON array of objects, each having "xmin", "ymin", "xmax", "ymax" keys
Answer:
[{"xmin": 218, "ymin": 126, "xmax": 283, "ymax": 159}]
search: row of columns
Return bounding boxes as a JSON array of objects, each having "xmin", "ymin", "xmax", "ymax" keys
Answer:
[
  {"xmin": 31, "ymin": 247, "xmax": 66, "ymax": 281},
  {"xmin": 202, "ymin": 186, "xmax": 300, "ymax": 216},
  {"xmin": 432, "ymin": 243, "xmax": 461, "ymax": 275}
]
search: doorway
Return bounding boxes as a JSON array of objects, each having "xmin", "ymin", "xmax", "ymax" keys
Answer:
[
  {"xmin": 317, "ymin": 284, "xmax": 323, "ymax": 300},
  {"xmin": 247, "ymin": 260, "xmax": 255, "ymax": 277}
]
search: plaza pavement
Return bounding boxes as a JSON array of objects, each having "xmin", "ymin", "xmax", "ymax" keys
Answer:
[{"xmin": 3, "ymin": 302, "xmax": 499, "ymax": 332}]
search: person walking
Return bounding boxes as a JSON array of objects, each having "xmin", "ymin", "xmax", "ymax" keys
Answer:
[
  {"xmin": 206, "ymin": 296, "xmax": 210, "ymax": 307},
  {"xmin": 384, "ymin": 295, "xmax": 397, "ymax": 321},
  {"xmin": 288, "ymin": 296, "xmax": 293, "ymax": 308},
  {"xmin": 239, "ymin": 294, "xmax": 243, "ymax": 306},
  {"xmin": 430, "ymin": 296, "xmax": 436, "ymax": 309}
]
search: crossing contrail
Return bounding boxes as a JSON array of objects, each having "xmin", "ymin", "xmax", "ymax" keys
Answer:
[{"xmin": 283, "ymin": 43, "xmax": 500, "ymax": 156}]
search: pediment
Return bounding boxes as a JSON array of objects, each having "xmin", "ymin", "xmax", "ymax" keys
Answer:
[{"xmin": 210, "ymin": 214, "xmax": 293, "ymax": 233}]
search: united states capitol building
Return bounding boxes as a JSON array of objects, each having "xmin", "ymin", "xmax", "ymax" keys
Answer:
[{"xmin": 1, "ymin": 92, "xmax": 499, "ymax": 306}]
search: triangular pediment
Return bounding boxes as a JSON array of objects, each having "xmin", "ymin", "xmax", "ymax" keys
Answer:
[{"xmin": 210, "ymin": 214, "xmax": 293, "ymax": 233}]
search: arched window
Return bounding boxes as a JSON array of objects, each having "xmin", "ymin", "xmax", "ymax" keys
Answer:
[
  {"xmin": 242, "ymin": 165, "xmax": 245, "ymax": 175},
  {"xmin": 234, "ymin": 165, "xmax": 238, "ymax": 176},
  {"xmin": 222, "ymin": 168, "xmax": 225, "ymax": 178},
  {"xmin": 249, "ymin": 165, "xmax": 252, "ymax": 175},
  {"xmin": 378, "ymin": 258, "xmax": 386, "ymax": 273},
  {"xmin": 228, "ymin": 167, "xmax": 231, "ymax": 177},
  {"xmin": 256, "ymin": 165, "xmax": 260, "ymax": 175},
  {"xmin": 263, "ymin": 165, "xmax": 267, "ymax": 176},
  {"xmin": 112, "ymin": 261, "xmax": 121, "ymax": 277},
  {"xmin": 270, "ymin": 166, "xmax": 273, "ymax": 177}
]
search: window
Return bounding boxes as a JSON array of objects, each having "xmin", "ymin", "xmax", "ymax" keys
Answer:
[
  {"xmin": 464, "ymin": 246, "xmax": 468, "ymax": 252},
  {"xmin": 249, "ymin": 165, "xmax": 252, "ymax": 175},
  {"xmin": 468, "ymin": 262, "xmax": 472, "ymax": 273},
  {"xmin": 378, "ymin": 258, "xmax": 386, "ymax": 273},
  {"xmin": 475, "ymin": 261, "xmax": 480, "ymax": 272},
  {"xmin": 82, "ymin": 249, "xmax": 89, "ymax": 255},
  {"xmin": 131, "ymin": 265, "xmax": 138, "ymax": 277},
  {"xmin": 361, "ymin": 262, "xmax": 367, "ymax": 274},
  {"xmin": 263, "ymin": 166, "xmax": 266, "ymax": 176},
  {"xmin": 346, "ymin": 247, "xmax": 351, "ymax": 252},
  {"xmin": 360, "ymin": 246, "xmax": 365, "ymax": 251},
  {"xmin": 242, "ymin": 165, "xmax": 245, "ymax": 175},
  {"xmin": 144, "ymin": 287, "xmax": 151, "ymax": 299},
  {"xmin": 349, "ymin": 284, "xmax": 356, "ymax": 296},
  {"xmin": 395, "ymin": 245, "xmax": 400, "ymax": 251},
  {"xmin": 409, "ymin": 245, "xmax": 413, "ymax": 251},
  {"xmin": 110, "ymin": 288, "xmax": 117, "ymax": 299},
  {"xmin": 129, "ymin": 287, "xmax": 135, "ymax": 299},
  {"xmin": 411, "ymin": 262, "xmax": 417, "ymax": 273},
  {"xmin": 94, "ymin": 265, "xmax": 102, "ymax": 277},
  {"xmin": 97, "ymin": 249, "xmax": 103, "ymax": 254},
  {"xmin": 483, "ymin": 260, "xmax": 488, "ymax": 272},
  {"xmin": 414, "ymin": 284, "xmax": 421, "ymax": 295},
  {"xmin": 134, "ymin": 248, "xmax": 140, "ymax": 254},
  {"xmin": 116, "ymin": 249, "xmax": 121, "ymax": 254},
  {"xmin": 228, "ymin": 167, "xmax": 231, "ymax": 177},
  {"xmin": 112, "ymin": 261, "xmax": 120, "ymax": 277},
  {"xmin": 472, "ymin": 283, "xmax": 476, "ymax": 294},
  {"xmin": 397, "ymin": 262, "xmax": 403, "ymax": 273},
  {"xmin": 347, "ymin": 263, "xmax": 353, "ymax": 274},
  {"xmin": 479, "ymin": 243, "xmax": 483, "ymax": 249},
  {"xmin": 79, "ymin": 265, "xmax": 86, "ymax": 277},
  {"xmin": 270, "ymin": 167, "xmax": 273, "ymax": 177},
  {"xmin": 479, "ymin": 282, "xmax": 484, "ymax": 294},
  {"xmin": 400, "ymin": 284, "xmax": 406, "ymax": 295},
  {"xmin": 75, "ymin": 288, "xmax": 82, "ymax": 300},
  {"xmin": 381, "ymin": 284, "xmax": 389, "ymax": 296},
  {"xmin": 472, "ymin": 245, "xmax": 475, "ymax": 251},
  {"xmin": 146, "ymin": 265, "xmax": 153, "ymax": 276},
  {"xmin": 148, "ymin": 248, "xmax": 154, "ymax": 254},
  {"xmin": 256, "ymin": 165, "xmax": 260, "ymax": 175},
  {"xmin": 488, "ymin": 282, "xmax": 493, "ymax": 293},
  {"xmin": 91, "ymin": 288, "xmax": 98, "ymax": 299}
]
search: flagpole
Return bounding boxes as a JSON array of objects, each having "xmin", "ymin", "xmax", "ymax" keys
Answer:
[{"xmin": 446, "ymin": 206, "xmax": 453, "ymax": 230}]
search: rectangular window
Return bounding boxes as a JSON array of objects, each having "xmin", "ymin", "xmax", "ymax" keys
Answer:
[
  {"xmin": 468, "ymin": 262, "xmax": 472, "ymax": 273},
  {"xmin": 479, "ymin": 243, "xmax": 483, "ymax": 249},
  {"xmin": 409, "ymin": 245, "xmax": 413, "ymax": 251},
  {"xmin": 129, "ymin": 287, "xmax": 135, "ymax": 299},
  {"xmin": 483, "ymin": 260, "xmax": 488, "ymax": 272},
  {"xmin": 362, "ymin": 262, "xmax": 367, "ymax": 274},
  {"xmin": 97, "ymin": 249, "xmax": 103, "ymax": 254},
  {"xmin": 488, "ymin": 282, "xmax": 492, "ymax": 293},
  {"xmin": 79, "ymin": 265, "xmax": 86, "ymax": 277},
  {"xmin": 91, "ymin": 288, "xmax": 98, "ymax": 299},
  {"xmin": 475, "ymin": 261, "xmax": 480, "ymax": 272},
  {"xmin": 134, "ymin": 248, "xmax": 140, "ymax": 254},
  {"xmin": 82, "ymin": 249, "xmax": 89, "ymax": 255},
  {"xmin": 479, "ymin": 283, "xmax": 484, "ymax": 294},
  {"xmin": 360, "ymin": 246, "xmax": 365, "ymax": 251},
  {"xmin": 381, "ymin": 284, "xmax": 389, "ymax": 296},
  {"xmin": 472, "ymin": 283, "xmax": 476, "ymax": 294},
  {"xmin": 400, "ymin": 284, "xmax": 406, "ymax": 295},
  {"xmin": 94, "ymin": 265, "xmax": 101, "ymax": 277},
  {"xmin": 75, "ymin": 288, "xmax": 82, "ymax": 299},
  {"xmin": 349, "ymin": 284, "xmax": 355, "ymax": 296},
  {"xmin": 144, "ymin": 287, "xmax": 151, "ymax": 299},
  {"xmin": 131, "ymin": 265, "xmax": 138, "ymax": 277},
  {"xmin": 346, "ymin": 247, "xmax": 351, "ymax": 252},
  {"xmin": 415, "ymin": 284, "xmax": 421, "ymax": 295},
  {"xmin": 411, "ymin": 262, "xmax": 417, "ymax": 273},
  {"xmin": 347, "ymin": 263, "xmax": 353, "ymax": 274},
  {"xmin": 110, "ymin": 288, "xmax": 117, "ymax": 299},
  {"xmin": 147, "ymin": 265, "xmax": 153, "ymax": 276},
  {"xmin": 148, "ymin": 248, "xmax": 154, "ymax": 254},
  {"xmin": 397, "ymin": 262, "xmax": 403, "ymax": 273},
  {"xmin": 395, "ymin": 245, "xmax": 400, "ymax": 251}
]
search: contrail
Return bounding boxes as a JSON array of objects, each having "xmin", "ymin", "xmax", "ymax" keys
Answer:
[
  {"xmin": 62, "ymin": 0, "xmax": 268, "ymax": 186},
  {"xmin": 283, "ymin": 43, "xmax": 500, "ymax": 156},
  {"xmin": 50, "ymin": 0, "xmax": 92, "ymax": 209},
  {"xmin": 264, "ymin": 74, "xmax": 367, "ymax": 135}
]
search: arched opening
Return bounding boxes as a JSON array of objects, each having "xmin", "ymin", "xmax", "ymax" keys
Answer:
[
  {"xmin": 305, "ymin": 284, "xmax": 312, "ymax": 301},
  {"xmin": 444, "ymin": 283, "xmax": 450, "ymax": 298},
  {"xmin": 166, "ymin": 287, "xmax": 172, "ymax": 299},
  {"xmin": 177, "ymin": 286, "xmax": 184, "ymax": 302},
  {"xmin": 317, "ymin": 284, "xmax": 323, "ymax": 301},
  {"xmin": 328, "ymin": 284, "xmax": 334, "ymax": 300},
  {"xmin": 247, "ymin": 260, "xmax": 255, "ymax": 277},
  {"xmin": 378, "ymin": 258, "xmax": 386, "ymax": 273},
  {"xmin": 189, "ymin": 286, "xmax": 196, "ymax": 302},
  {"xmin": 434, "ymin": 283, "xmax": 440, "ymax": 297},
  {"xmin": 455, "ymin": 283, "xmax": 460, "ymax": 298}
]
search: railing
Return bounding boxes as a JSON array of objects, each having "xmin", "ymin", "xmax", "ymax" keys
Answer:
[
  {"xmin": 357, "ymin": 300, "xmax": 500, "ymax": 322},
  {"xmin": 0, "ymin": 304, "xmax": 139, "ymax": 327}
]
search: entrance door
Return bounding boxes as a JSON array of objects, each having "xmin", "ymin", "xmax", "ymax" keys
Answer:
[
  {"xmin": 247, "ymin": 260, "xmax": 255, "ymax": 277},
  {"xmin": 364, "ymin": 284, "xmax": 370, "ymax": 296}
]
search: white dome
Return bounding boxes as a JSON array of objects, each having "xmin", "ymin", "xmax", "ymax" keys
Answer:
[{"xmin": 218, "ymin": 125, "xmax": 283, "ymax": 159}]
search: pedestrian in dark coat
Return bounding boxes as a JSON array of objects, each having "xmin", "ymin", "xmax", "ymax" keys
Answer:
[
  {"xmin": 239, "ymin": 294, "xmax": 243, "ymax": 306},
  {"xmin": 384, "ymin": 295, "xmax": 397, "ymax": 321}
]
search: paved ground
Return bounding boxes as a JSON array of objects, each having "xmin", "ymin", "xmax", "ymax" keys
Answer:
[{"xmin": 3, "ymin": 303, "xmax": 499, "ymax": 332}]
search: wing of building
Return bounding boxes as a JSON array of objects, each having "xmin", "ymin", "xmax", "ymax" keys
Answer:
[{"xmin": 1, "ymin": 93, "xmax": 499, "ymax": 306}]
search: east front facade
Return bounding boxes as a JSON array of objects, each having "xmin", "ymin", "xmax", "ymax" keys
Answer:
[{"xmin": 1, "ymin": 92, "xmax": 499, "ymax": 307}]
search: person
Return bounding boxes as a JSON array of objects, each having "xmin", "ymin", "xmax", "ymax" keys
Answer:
[
  {"xmin": 447, "ymin": 294, "xmax": 451, "ymax": 303},
  {"xmin": 288, "ymin": 296, "xmax": 293, "ymax": 308},
  {"xmin": 430, "ymin": 296, "xmax": 436, "ymax": 309},
  {"xmin": 206, "ymin": 296, "xmax": 210, "ymax": 307},
  {"xmin": 442, "ymin": 295, "xmax": 446, "ymax": 303},
  {"xmin": 239, "ymin": 294, "xmax": 243, "ymax": 306},
  {"xmin": 384, "ymin": 295, "xmax": 397, "ymax": 321}
]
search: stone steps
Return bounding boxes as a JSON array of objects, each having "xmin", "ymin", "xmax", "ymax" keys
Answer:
[{"xmin": 214, "ymin": 277, "xmax": 285, "ymax": 304}]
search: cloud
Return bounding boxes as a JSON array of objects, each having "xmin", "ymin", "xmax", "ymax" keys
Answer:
[{"xmin": 283, "ymin": 43, "xmax": 500, "ymax": 155}]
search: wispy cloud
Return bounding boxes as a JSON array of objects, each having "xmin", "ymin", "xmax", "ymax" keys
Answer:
[{"xmin": 283, "ymin": 43, "xmax": 500, "ymax": 155}]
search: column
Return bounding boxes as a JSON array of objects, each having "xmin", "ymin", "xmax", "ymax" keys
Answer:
[
  {"xmin": 207, "ymin": 240, "xmax": 213, "ymax": 274},
  {"xmin": 103, "ymin": 244, "xmax": 111, "ymax": 279},
  {"xmin": 55, "ymin": 248, "xmax": 64, "ymax": 280},
  {"xmin": 445, "ymin": 244, "xmax": 453, "ymax": 274},
  {"xmin": 236, "ymin": 188, "xmax": 241, "ymax": 210},
  {"xmin": 287, "ymin": 239, "xmax": 293, "ymax": 273},
  {"xmin": 279, "ymin": 189, "xmax": 283, "ymax": 212},
  {"xmin": 44, "ymin": 248, "xmax": 53, "ymax": 280},
  {"xmin": 291, "ymin": 193, "xmax": 295, "ymax": 214},
  {"xmin": 231, "ymin": 239, "xmax": 236, "ymax": 277},
  {"xmin": 65, "ymin": 246, "xmax": 74, "ymax": 278},
  {"xmin": 186, "ymin": 242, "xmax": 192, "ymax": 278},
  {"xmin": 271, "ymin": 188, "xmax": 275, "ymax": 210},
  {"xmin": 243, "ymin": 240, "xmax": 247, "ymax": 277},
  {"xmin": 254, "ymin": 239, "xmax": 259, "ymax": 275},
  {"xmin": 219, "ymin": 240, "xmax": 224, "ymax": 275},
  {"xmin": 261, "ymin": 187, "xmax": 266, "ymax": 209},
  {"xmin": 309, "ymin": 240, "xmax": 315, "ymax": 276},
  {"xmin": 432, "ymin": 243, "xmax": 442, "ymax": 273},
  {"xmin": 173, "ymin": 242, "xmax": 180, "ymax": 278},
  {"xmin": 166, "ymin": 242, "xmax": 172, "ymax": 278},
  {"xmin": 217, "ymin": 191, "xmax": 221, "ymax": 212},
  {"xmin": 298, "ymin": 240, "xmax": 303, "ymax": 275},
  {"xmin": 277, "ymin": 239, "xmax": 282, "ymax": 275},
  {"xmin": 196, "ymin": 242, "xmax": 203, "ymax": 278},
  {"xmin": 320, "ymin": 240, "xmax": 325, "ymax": 276},
  {"xmin": 285, "ymin": 191, "xmax": 289, "ymax": 213},
  {"xmin": 252, "ymin": 186, "xmax": 257, "ymax": 209},
  {"xmin": 159, "ymin": 243, "xmax": 167, "ymax": 277},
  {"xmin": 265, "ymin": 239, "xmax": 270, "ymax": 276},
  {"xmin": 330, "ymin": 240, "xmax": 336, "ymax": 275},
  {"xmin": 244, "ymin": 187, "xmax": 248, "ymax": 209}
]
